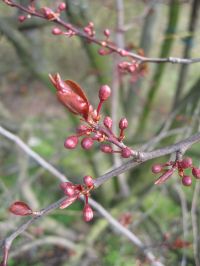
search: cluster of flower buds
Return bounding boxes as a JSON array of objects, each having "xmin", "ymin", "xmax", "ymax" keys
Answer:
[
  {"xmin": 49, "ymin": 74, "xmax": 133, "ymax": 159},
  {"xmin": 84, "ymin": 22, "xmax": 95, "ymax": 38},
  {"xmin": 152, "ymin": 157, "xmax": 200, "ymax": 186},
  {"xmin": 44, "ymin": 58, "xmax": 136, "ymax": 161},
  {"xmin": 60, "ymin": 175, "xmax": 94, "ymax": 222},
  {"xmin": 118, "ymin": 60, "xmax": 139, "ymax": 74},
  {"xmin": 42, "ymin": 2, "xmax": 66, "ymax": 20},
  {"xmin": 52, "ymin": 27, "xmax": 76, "ymax": 37}
]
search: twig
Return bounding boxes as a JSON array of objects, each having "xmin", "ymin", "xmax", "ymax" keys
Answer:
[{"xmin": 2, "ymin": 0, "xmax": 200, "ymax": 65}]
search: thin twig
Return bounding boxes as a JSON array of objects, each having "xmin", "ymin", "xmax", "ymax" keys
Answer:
[{"xmin": 2, "ymin": 1, "xmax": 200, "ymax": 65}]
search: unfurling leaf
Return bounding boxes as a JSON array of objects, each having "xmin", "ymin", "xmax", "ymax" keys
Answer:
[{"xmin": 49, "ymin": 73, "xmax": 90, "ymax": 120}]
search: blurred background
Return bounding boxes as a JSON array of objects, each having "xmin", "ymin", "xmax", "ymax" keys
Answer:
[{"xmin": 0, "ymin": 0, "xmax": 200, "ymax": 265}]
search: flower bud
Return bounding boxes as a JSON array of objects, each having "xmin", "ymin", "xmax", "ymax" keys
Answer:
[
  {"xmin": 151, "ymin": 164, "xmax": 163, "ymax": 174},
  {"xmin": 103, "ymin": 116, "xmax": 113, "ymax": 129},
  {"xmin": 58, "ymin": 2, "xmax": 66, "ymax": 11},
  {"xmin": 83, "ymin": 175, "xmax": 94, "ymax": 187},
  {"xmin": 83, "ymin": 204, "xmax": 93, "ymax": 222},
  {"xmin": 179, "ymin": 157, "xmax": 193, "ymax": 169},
  {"xmin": 9, "ymin": 201, "xmax": 32, "ymax": 216},
  {"xmin": 121, "ymin": 147, "xmax": 132, "ymax": 158},
  {"xmin": 182, "ymin": 175, "xmax": 192, "ymax": 186},
  {"xmin": 81, "ymin": 137, "xmax": 94, "ymax": 150},
  {"xmin": 104, "ymin": 29, "xmax": 110, "ymax": 37},
  {"xmin": 64, "ymin": 136, "xmax": 78, "ymax": 149},
  {"xmin": 100, "ymin": 144, "xmax": 113, "ymax": 153},
  {"xmin": 192, "ymin": 167, "xmax": 200, "ymax": 179},
  {"xmin": 60, "ymin": 182, "xmax": 75, "ymax": 196},
  {"xmin": 52, "ymin": 27, "xmax": 62, "ymax": 35},
  {"xmin": 99, "ymin": 85, "xmax": 111, "ymax": 101},
  {"xmin": 18, "ymin": 15, "xmax": 26, "ymax": 23},
  {"xmin": 119, "ymin": 118, "xmax": 128, "ymax": 130}
]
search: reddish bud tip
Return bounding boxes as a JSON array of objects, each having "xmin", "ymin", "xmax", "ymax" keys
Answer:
[
  {"xmin": 81, "ymin": 137, "xmax": 94, "ymax": 150},
  {"xmin": 99, "ymin": 85, "xmax": 111, "ymax": 101},
  {"xmin": 121, "ymin": 147, "xmax": 132, "ymax": 158},
  {"xmin": 152, "ymin": 164, "xmax": 163, "ymax": 174},
  {"xmin": 119, "ymin": 118, "xmax": 128, "ymax": 130},
  {"xmin": 52, "ymin": 27, "xmax": 62, "ymax": 35},
  {"xmin": 103, "ymin": 116, "xmax": 113, "ymax": 129},
  {"xmin": 192, "ymin": 167, "xmax": 200, "ymax": 179},
  {"xmin": 182, "ymin": 175, "xmax": 192, "ymax": 186},
  {"xmin": 64, "ymin": 136, "xmax": 78, "ymax": 149},
  {"xmin": 179, "ymin": 157, "xmax": 193, "ymax": 169},
  {"xmin": 83, "ymin": 204, "xmax": 93, "ymax": 222},
  {"xmin": 18, "ymin": 15, "xmax": 26, "ymax": 23},
  {"xmin": 58, "ymin": 2, "xmax": 66, "ymax": 11},
  {"xmin": 100, "ymin": 144, "xmax": 113, "ymax": 153},
  {"xmin": 83, "ymin": 175, "xmax": 94, "ymax": 187},
  {"xmin": 104, "ymin": 29, "xmax": 110, "ymax": 37},
  {"xmin": 9, "ymin": 201, "xmax": 32, "ymax": 216}
]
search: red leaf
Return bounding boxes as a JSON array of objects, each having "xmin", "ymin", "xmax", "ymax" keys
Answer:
[
  {"xmin": 49, "ymin": 74, "xmax": 90, "ymax": 120},
  {"xmin": 9, "ymin": 201, "xmax": 33, "ymax": 216}
]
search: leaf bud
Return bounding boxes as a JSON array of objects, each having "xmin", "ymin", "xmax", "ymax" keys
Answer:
[{"xmin": 9, "ymin": 201, "xmax": 32, "ymax": 216}]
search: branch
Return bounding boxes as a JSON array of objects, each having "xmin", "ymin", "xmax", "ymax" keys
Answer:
[
  {"xmin": 0, "ymin": 125, "xmax": 164, "ymax": 266},
  {"xmin": 3, "ymin": 0, "xmax": 200, "ymax": 65}
]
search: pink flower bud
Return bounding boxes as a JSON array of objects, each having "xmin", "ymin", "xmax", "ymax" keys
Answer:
[
  {"xmin": 88, "ymin": 21, "xmax": 94, "ymax": 28},
  {"xmin": 81, "ymin": 137, "xmax": 94, "ymax": 150},
  {"xmin": 151, "ymin": 164, "xmax": 163, "ymax": 174},
  {"xmin": 83, "ymin": 204, "xmax": 93, "ymax": 222},
  {"xmin": 83, "ymin": 175, "xmax": 94, "ymax": 187},
  {"xmin": 18, "ymin": 15, "xmax": 26, "ymax": 23},
  {"xmin": 192, "ymin": 167, "xmax": 200, "ymax": 179},
  {"xmin": 121, "ymin": 147, "xmax": 132, "ymax": 158},
  {"xmin": 9, "ymin": 201, "xmax": 32, "ymax": 216},
  {"xmin": 104, "ymin": 29, "xmax": 110, "ymax": 37},
  {"xmin": 103, "ymin": 116, "xmax": 113, "ymax": 129},
  {"xmin": 100, "ymin": 144, "xmax": 113, "ymax": 153},
  {"xmin": 52, "ymin": 27, "xmax": 62, "ymax": 35},
  {"xmin": 119, "ymin": 50, "xmax": 128, "ymax": 57},
  {"xmin": 58, "ymin": 2, "xmax": 66, "ymax": 11},
  {"xmin": 64, "ymin": 136, "xmax": 78, "ymax": 149},
  {"xmin": 60, "ymin": 182, "xmax": 75, "ymax": 196},
  {"xmin": 119, "ymin": 118, "xmax": 128, "ymax": 130},
  {"xmin": 99, "ymin": 85, "xmax": 111, "ymax": 101},
  {"xmin": 182, "ymin": 175, "xmax": 192, "ymax": 186},
  {"xmin": 179, "ymin": 157, "xmax": 193, "ymax": 169}
]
